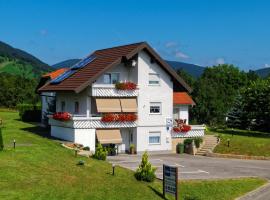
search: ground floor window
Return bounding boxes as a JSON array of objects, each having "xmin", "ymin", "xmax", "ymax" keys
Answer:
[{"xmin": 149, "ymin": 131, "xmax": 161, "ymax": 144}]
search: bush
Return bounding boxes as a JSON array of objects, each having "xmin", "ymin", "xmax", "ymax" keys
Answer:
[
  {"xmin": 184, "ymin": 138, "xmax": 193, "ymax": 146},
  {"xmin": 17, "ymin": 104, "xmax": 41, "ymax": 122},
  {"xmin": 92, "ymin": 143, "xmax": 107, "ymax": 160},
  {"xmin": 0, "ymin": 128, "xmax": 3, "ymax": 151},
  {"xmin": 134, "ymin": 152, "xmax": 156, "ymax": 182},
  {"xmin": 194, "ymin": 137, "xmax": 203, "ymax": 148}
]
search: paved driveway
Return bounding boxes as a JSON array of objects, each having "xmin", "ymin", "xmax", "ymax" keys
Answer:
[{"xmin": 108, "ymin": 154, "xmax": 270, "ymax": 180}]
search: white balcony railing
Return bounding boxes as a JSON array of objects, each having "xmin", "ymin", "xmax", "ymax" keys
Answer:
[
  {"xmin": 171, "ymin": 125, "xmax": 205, "ymax": 138},
  {"xmin": 49, "ymin": 116, "xmax": 137, "ymax": 129},
  {"xmin": 91, "ymin": 85, "xmax": 138, "ymax": 97}
]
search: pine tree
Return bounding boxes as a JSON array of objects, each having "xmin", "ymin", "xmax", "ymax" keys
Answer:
[
  {"xmin": 134, "ymin": 152, "xmax": 156, "ymax": 182},
  {"xmin": 226, "ymin": 95, "xmax": 244, "ymax": 129}
]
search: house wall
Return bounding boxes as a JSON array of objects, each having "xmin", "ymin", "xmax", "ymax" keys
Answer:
[
  {"xmin": 41, "ymin": 92, "xmax": 55, "ymax": 125},
  {"xmin": 51, "ymin": 126, "xmax": 96, "ymax": 152},
  {"xmin": 136, "ymin": 50, "xmax": 173, "ymax": 152},
  {"xmin": 56, "ymin": 89, "xmax": 88, "ymax": 116},
  {"xmin": 174, "ymin": 105, "xmax": 189, "ymax": 125},
  {"xmin": 94, "ymin": 63, "xmax": 138, "ymax": 85}
]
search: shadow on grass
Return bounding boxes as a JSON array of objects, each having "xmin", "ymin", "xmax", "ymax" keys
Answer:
[
  {"xmin": 148, "ymin": 186, "xmax": 167, "ymax": 199},
  {"xmin": 21, "ymin": 126, "xmax": 51, "ymax": 139},
  {"xmin": 210, "ymin": 128, "xmax": 270, "ymax": 139}
]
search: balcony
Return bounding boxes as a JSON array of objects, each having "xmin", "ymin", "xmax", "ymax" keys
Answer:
[
  {"xmin": 91, "ymin": 85, "xmax": 138, "ymax": 97},
  {"xmin": 48, "ymin": 115, "xmax": 137, "ymax": 129},
  {"xmin": 171, "ymin": 125, "xmax": 205, "ymax": 138}
]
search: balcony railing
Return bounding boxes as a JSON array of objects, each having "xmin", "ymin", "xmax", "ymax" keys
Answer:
[
  {"xmin": 91, "ymin": 85, "xmax": 138, "ymax": 97},
  {"xmin": 171, "ymin": 125, "xmax": 205, "ymax": 138},
  {"xmin": 48, "ymin": 115, "xmax": 137, "ymax": 129}
]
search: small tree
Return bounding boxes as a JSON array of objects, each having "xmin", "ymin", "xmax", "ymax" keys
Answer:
[
  {"xmin": 226, "ymin": 95, "xmax": 245, "ymax": 129},
  {"xmin": 92, "ymin": 143, "xmax": 107, "ymax": 160},
  {"xmin": 134, "ymin": 152, "xmax": 156, "ymax": 182},
  {"xmin": 0, "ymin": 128, "xmax": 4, "ymax": 151}
]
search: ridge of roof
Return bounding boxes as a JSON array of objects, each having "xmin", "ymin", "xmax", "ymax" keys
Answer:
[{"xmin": 38, "ymin": 42, "xmax": 192, "ymax": 93}]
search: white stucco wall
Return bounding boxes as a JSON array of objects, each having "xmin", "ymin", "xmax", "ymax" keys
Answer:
[
  {"xmin": 94, "ymin": 62, "xmax": 138, "ymax": 85},
  {"xmin": 136, "ymin": 50, "xmax": 173, "ymax": 152},
  {"xmin": 51, "ymin": 126, "xmax": 96, "ymax": 152},
  {"xmin": 55, "ymin": 89, "xmax": 88, "ymax": 116}
]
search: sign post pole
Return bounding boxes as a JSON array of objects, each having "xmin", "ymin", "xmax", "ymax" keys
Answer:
[
  {"xmin": 175, "ymin": 166, "xmax": 178, "ymax": 200},
  {"xmin": 163, "ymin": 165, "xmax": 165, "ymax": 198}
]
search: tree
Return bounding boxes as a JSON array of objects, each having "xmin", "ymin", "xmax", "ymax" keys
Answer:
[
  {"xmin": 226, "ymin": 95, "xmax": 245, "ymax": 129},
  {"xmin": 134, "ymin": 152, "xmax": 156, "ymax": 182},
  {"xmin": 191, "ymin": 64, "xmax": 248, "ymax": 125},
  {"xmin": 177, "ymin": 69, "xmax": 196, "ymax": 88}
]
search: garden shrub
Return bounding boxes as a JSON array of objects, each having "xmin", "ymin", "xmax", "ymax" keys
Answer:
[
  {"xmin": 0, "ymin": 128, "xmax": 3, "ymax": 151},
  {"xmin": 92, "ymin": 143, "xmax": 107, "ymax": 160},
  {"xmin": 184, "ymin": 138, "xmax": 193, "ymax": 146},
  {"xmin": 134, "ymin": 152, "xmax": 156, "ymax": 182},
  {"xmin": 82, "ymin": 146, "xmax": 90, "ymax": 151},
  {"xmin": 194, "ymin": 137, "xmax": 203, "ymax": 148},
  {"xmin": 17, "ymin": 104, "xmax": 41, "ymax": 122}
]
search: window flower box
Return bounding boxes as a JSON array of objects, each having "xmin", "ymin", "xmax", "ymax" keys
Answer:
[
  {"xmin": 115, "ymin": 82, "xmax": 137, "ymax": 90},
  {"xmin": 101, "ymin": 113, "xmax": 137, "ymax": 122},
  {"xmin": 53, "ymin": 112, "xmax": 72, "ymax": 121},
  {"xmin": 173, "ymin": 124, "xmax": 191, "ymax": 133}
]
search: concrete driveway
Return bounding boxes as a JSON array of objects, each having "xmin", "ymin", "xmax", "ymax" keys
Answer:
[{"xmin": 107, "ymin": 154, "xmax": 270, "ymax": 180}]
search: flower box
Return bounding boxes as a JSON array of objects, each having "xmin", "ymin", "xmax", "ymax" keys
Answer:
[
  {"xmin": 53, "ymin": 112, "xmax": 71, "ymax": 121},
  {"xmin": 173, "ymin": 124, "xmax": 191, "ymax": 133},
  {"xmin": 101, "ymin": 113, "xmax": 137, "ymax": 122},
  {"xmin": 115, "ymin": 82, "xmax": 137, "ymax": 90}
]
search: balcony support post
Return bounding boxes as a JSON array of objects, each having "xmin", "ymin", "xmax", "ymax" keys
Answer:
[{"xmin": 86, "ymin": 96, "xmax": 91, "ymax": 118}]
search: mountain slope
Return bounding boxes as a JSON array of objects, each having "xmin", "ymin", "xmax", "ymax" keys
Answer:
[
  {"xmin": 52, "ymin": 59, "xmax": 80, "ymax": 69},
  {"xmin": 166, "ymin": 60, "xmax": 205, "ymax": 78},
  {"xmin": 0, "ymin": 41, "xmax": 53, "ymax": 78},
  {"xmin": 255, "ymin": 67, "xmax": 270, "ymax": 78}
]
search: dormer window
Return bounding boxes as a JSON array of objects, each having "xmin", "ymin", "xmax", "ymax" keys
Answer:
[{"xmin": 103, "ymin": 73, "xmax": 120, "ymax": 84}]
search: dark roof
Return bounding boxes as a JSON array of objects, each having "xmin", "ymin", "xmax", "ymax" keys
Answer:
[{"xmin": 38, "ymin": 42, "xmax": 192, "ymax": 93}]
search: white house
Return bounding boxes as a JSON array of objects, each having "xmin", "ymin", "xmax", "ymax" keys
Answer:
[{"xmin": 38, "ymin": 42, "xmax": 205, "ymax": 153}]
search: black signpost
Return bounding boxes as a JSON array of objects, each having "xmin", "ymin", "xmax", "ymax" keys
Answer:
[{"xmin": 163, "ymin": 164, "xmax": 178, "ymax": 200}]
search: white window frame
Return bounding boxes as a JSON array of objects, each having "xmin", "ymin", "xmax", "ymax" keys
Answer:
[
  {"xmin": 103, "ymin": 72, "xmax": 120, "ymax": 84},
  {"xmin": 148, "ymin": 73, "xmax": 160, "ymax": 86},
  {"xmin": 149, "ymin": 131, "xmax": 161, "ymax": 145},
  {"xmin": 149, "ymin": 102, "xmax": 162, "ymax": 115}
]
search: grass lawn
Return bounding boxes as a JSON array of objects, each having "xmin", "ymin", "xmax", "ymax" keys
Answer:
[
  {"xmin": 0, "ymin": 111, "xmax": 267, "ymax": 200},
  {"xmin": 210, "ymin": 128, "xmax": 270, "ymax": 157}
]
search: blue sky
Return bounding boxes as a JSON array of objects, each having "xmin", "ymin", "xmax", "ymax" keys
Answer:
[{"xmin": 1, "ymin": 0, "xmax": 270, "ymax": 70}]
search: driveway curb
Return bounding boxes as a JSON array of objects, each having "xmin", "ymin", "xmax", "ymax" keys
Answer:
[
  {"xmin": 206, "ymin": 152, "xmax": 270, "ymax": 161},
  {"xmin": 236, "ymin": 181, "xmax": 270, "ymax": 200}
]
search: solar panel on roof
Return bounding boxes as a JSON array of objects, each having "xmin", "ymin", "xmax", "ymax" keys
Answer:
[
  {"xmin": 71, "ymin": 55, "xmax": 96, "ymax": 70},
  {"xmin": 50, "ymin": 70, "xmax": 76, "ymax": 84}
]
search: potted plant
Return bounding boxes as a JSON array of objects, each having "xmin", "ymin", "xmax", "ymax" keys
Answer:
[{"xmin": 130, "ymin": 144, "xmax": 135, "ymax": 154}]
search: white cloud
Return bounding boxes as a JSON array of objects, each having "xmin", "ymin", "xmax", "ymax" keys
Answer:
[
  {"xmin": 165, "ymin": 41, "xmax": 178, "ymax": 48},
  {"xmin": 264, "ymin": 63, "xmax": 270, "ymax": 68},
  {"xmin": 216, "ymin": 58, "xmax": 225, "ymax": 65},
  {"xmin": 175, "ymin": 50, "xmax": 189, "ymax": 59}
]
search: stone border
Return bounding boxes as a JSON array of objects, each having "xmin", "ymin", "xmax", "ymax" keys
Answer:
[
  {"xmin": 236, "ymin": 181, "xmax": 270, "ymax": 200},
  {"xmin": 206, "ymin": 152, "xmax": 270, "ymax": 160}
]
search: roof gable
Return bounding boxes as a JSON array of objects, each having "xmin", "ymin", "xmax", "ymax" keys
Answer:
[{"xmin": 38, "ymin": 42, "xmax": 191, "ymax": 93}]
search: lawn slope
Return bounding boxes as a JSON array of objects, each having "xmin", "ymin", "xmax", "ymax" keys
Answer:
[{"xmin": 0, "ymin": 111, "xmax": 266, "ymax": 200}]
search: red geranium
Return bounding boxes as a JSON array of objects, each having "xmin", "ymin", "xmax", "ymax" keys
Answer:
[
  {"xmin": 53, "ymin": 112, "xmax": 71, "ymax": 121},
  {"xmin": 101, "ymin": 113, "xmax": 137, "ymax": 122},
  {"xmin": 173, "ymin": 125, "xmax": 191, "ymax": 133},
  {"xmin": 115, "ymin": 82, "xmax": 137, "ymax": 90}
]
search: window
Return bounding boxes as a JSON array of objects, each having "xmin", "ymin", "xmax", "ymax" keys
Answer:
[
  {"xmin": 74, "ymin": 101, "xmax": 79, "ymax": 114},
  {"xmin": 61, "ymin": 101, "xmax": 65, "ymax": 112},
  {"xmin": 150, "ymin": 102, "xmax": 161, "ymax": 114},
  {"xmin": 103, "ymin": 73, "xmax": 120, "ymax": 84},
  {"xmin": 149, "ymin": 73, "xmax": 160, "ymax": 85},
  {"xmin": 149, "ymin": 132, "xmax": 161, "ymax": 144}
]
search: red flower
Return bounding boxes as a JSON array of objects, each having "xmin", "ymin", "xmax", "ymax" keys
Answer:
[
  {"xmin": 115, "ymin": 82, "xmax": 137, "ymax": 90},
  {"xmin": 53, "ymin": 112, "xmax": 71, "ymax": 121},
  {"xmin": 173, "ymin": 125, "xmax": 191, "ymax": 133},
  {"xmin": 101, "ymin": 113, "xmax": 137, "ymax": 122}
]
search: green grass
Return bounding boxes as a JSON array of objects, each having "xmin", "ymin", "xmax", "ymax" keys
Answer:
[
  {"xmin": 0, "ymin": 60, "xmax": 35, "ymax": 79},
  {"xmin": 0, "ymin": 111, "xmax": 267, "ymax": 200},
  {"xmin": 211, "ymin": 128, "xmax": 270, "ymax": 157}
]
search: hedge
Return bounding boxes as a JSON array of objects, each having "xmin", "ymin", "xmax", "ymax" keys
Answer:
[{"xmin": 17, "ymin": 104, "xmax": 41, "ymax": 122}]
